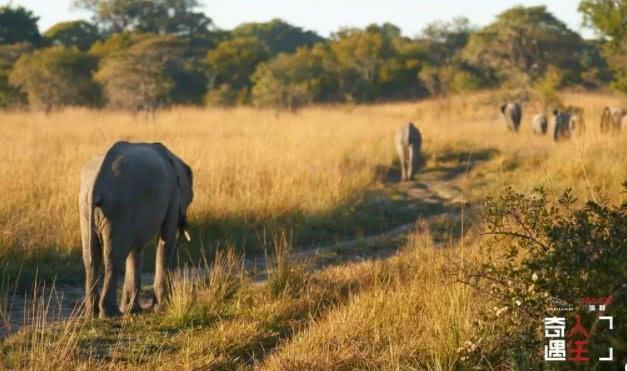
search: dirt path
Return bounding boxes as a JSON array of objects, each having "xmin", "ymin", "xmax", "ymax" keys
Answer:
[{"xmin": 0, "ymin": 175, "xmax": 466, "ymax": 338}]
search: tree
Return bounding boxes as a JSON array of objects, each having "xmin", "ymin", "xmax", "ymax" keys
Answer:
[
  {"xmin": 205, "ymin": 36, "xmax": 268, "ymax": 105},
  {"xmin": 327, "ymin": 28, "xmax": 385, "ymax": 102},
  {"xmin": 9, "ymin": 46, "xmax": 99, "ymax": 110},
  {"xmin": 462, "ymin": 6, "xmax": 584, "ymax": 86},
  {"xmin": 579, "ymin": 0, "xmax": 627, "ymax": 42},
  {"xmin": 0, "ymin": 42, "xmax": 33, "ymax": 107},
  {"xmin": 43, "ymin": 20, "xmax": 101, "ymax": 51},
  {"xmin": 94, "ymin": 34, "xmax": 187, "ymax": 109},
  {"xmin": 73, "ymin": 0, "xmax": 213, "ymax": 36},
  {"xmin": 252, "ymin": 46, "xmax": 331, "ymax": 109},
  {"xmin": 579, "ymin": 0, "xmax": 627, "ymax": 93},
  {"xmin": 233, "ymin": 19, "xmax": 324, "ymax": 56},
  {"xmin": 89, "ymin": 30, "xmax": 151, "ymax": 57},
  {"xmin": 0, "ymin": 6, "xmax": 41, "ymax": 45},
  {"xmin": 421, "ymin": 17, "xmax": 474, "ymax": 66}
]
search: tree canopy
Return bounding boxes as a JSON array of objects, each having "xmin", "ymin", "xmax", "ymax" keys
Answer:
[
  {"xmin": 94, "ymin": 34, "xmax": 188, "ymax": 109},
  {"xmin": 579, "ymin": 0, "xmax": 627, "ymax": 93},
  {"xmin": 0, "ymin": 6, "xmax": 41, "ymax": 45},
  {"xmin": 44, "ymin": 20, "xmax": 101, "ymax": 50},
  {"xmin": 9, "ymin": 46, "xmax": 99, "ymax": 110},
  {"xmin": 463, "ymin": 6, "xmax": 584, "ymax": 85},
  {"xmin": 0, "ymin": 3, "xmax": 619, "ymax": 110},
  {"xmin": 73, "ymin": 0, "xmax": 213, "ymax": 36},
  {"xmin": 233, "ymin": 19, "xmax": 324, "ymax": 56}
]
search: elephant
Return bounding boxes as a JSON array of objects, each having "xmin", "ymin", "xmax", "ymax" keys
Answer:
[
  {"xmin": 79, "ymin": 141, "xmax": 193, "ymax": 318},
  {"xmin": 395, "ymin": 123, "xmax": 422, "ymax": 181},
  {"xmin": 552, "ymin": 110, "xmax": 572, "ymax": 142},
  {"xmin": 532, "ymin": 114, "xmax": 548, "ymax": 135},
  {"xmin": 500, "ymin": 102, "xmax": 522, "ymax": 132},
  {"xmin": 569, "ymin": 114, "xmax": 585, "ymax": 135},
  {"xmin": 600, "ymin": 106, "xmax": 625, "ymax": 133}
]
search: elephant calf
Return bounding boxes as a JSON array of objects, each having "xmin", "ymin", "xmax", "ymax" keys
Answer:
[
  {"xmin": 532, "ymin": 114, "xmax": 548, "ymax": 135},
  {"xmin": 501, "ymin": 102, "xmax": 522, "ymax": 132},
  {"xmin": 395, "ymin": 123, "xmax": 422, "ymax": 181},
  {"xmin": 79, "ymin": 141, "xmax": 193, "ymax": 318}
]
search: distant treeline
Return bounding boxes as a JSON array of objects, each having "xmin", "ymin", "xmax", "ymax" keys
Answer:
[{"xmin": 0, "ymin": 0, "xmax": 625, "ymax": 110}]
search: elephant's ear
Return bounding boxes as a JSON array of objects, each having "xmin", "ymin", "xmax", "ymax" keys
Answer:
[{"xmin": 152, "ymin": 143, "xmax": 193, "ymax": 241}]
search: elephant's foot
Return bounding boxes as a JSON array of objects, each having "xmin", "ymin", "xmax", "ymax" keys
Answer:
[
  {"xmin": 85, "ymin": 305, "xmax": 98, "ymax": 318},
  {"xmin": 120, "ymin": 302, "xmax": 142, "ymax": 314},
  {"xmin": 99, "ymin": 305, "xmax": 122, "ymax": 319},
  {"xmin": 151, "ymin": 298, "xmax": 167, "ymax": 313}
]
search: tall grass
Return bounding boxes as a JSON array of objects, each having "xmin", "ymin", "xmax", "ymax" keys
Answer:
[
  {"xmin": 0, "ymin": 92, "xmax": 624, "ymax": 263},
  {"xmin": 0, "ymin": 91, "xmax": 624, "ymax": 367}
]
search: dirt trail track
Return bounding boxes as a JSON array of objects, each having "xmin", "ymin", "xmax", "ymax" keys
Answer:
[{"xmin": 0, "ymin": 175, "xmax": 467, "ymax": 337}]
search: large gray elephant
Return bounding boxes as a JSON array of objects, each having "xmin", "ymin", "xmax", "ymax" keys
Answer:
[
  {"xmin": 532, "ymin": 113, "xmax": 548, "ymax": 135},
  {"xmin": 501, "ymin": 102, "xmax": 522, "ymax": 132},
  {"xmin": 552, "ymin": 110, "xmax": 572, "ymax": 142},
  {"xmin": 600, "ymin": 106, "xmax": 625, "ymax": 133},
  {"xmin": 79, "ymin": 141, "xmax": 193, "ymax": 318},
  {"xmin": 395, "ymin": 123, "xmax": 422, "ymax": 181}
]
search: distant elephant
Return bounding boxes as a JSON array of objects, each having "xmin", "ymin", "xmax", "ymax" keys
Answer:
[
  {"xmin": 395, "ymin": 123, "xmax": 422, "ymax": 181},
  {"xmin": 569, "ymin": 114, "xmax": 585, "ymax": 135},
  {"xmin": 553, "ymin": 110, "xmax": 572, "ymax": 142},
  {"xmin": 501, "ymin": 102, "xmax": 522, "ymax": 132},
  {"xmin": 532, "ymin": 114, "xmax": 548, "ymax": 135},
  {"xmin": 79, "ymin": 141, "xmax": 193, "ymax": 318},
  {"xmin": 600, "ymin": 106, "xmax": 625, "ymax": 133}
]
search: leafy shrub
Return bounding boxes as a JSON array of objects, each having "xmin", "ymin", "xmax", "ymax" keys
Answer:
[
  {"xmin": 458, "ymin": 185, "xmax": 626, "ymax": 368},
  {"xmin": 533, "ymin": 67, "xmax": 563, "ymax": 112}
]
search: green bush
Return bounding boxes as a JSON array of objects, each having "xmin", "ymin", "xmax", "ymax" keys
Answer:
[{"xmin": 459, "ymin": 184, "xmax": 627, "ymax": 368}]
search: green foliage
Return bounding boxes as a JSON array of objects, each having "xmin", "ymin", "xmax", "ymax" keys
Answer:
[
  {"xmin": 421, "ymin": 17, "xmax": 474, "ymax": 66},
  {"xmin": 88, "ymin": 30, "xmax": 150, "ymax": 57},
  {"xmin": 463, "ymin": 6, "xmax": 584, "ymax": 86},
  {"xmin": 579, "ymin": 39, "xmax": 613, "ymax": 88},
  {"xmin": 73, "ymin": 0, "xmax": 213, "ymax": 36},
  {"xmin": 9, "ymin": 46, "xmax": 99, "ymax": 110},
  {"xmin": 252, "ymin": 46, "xmax": 330, "ymax": 110},
  {"xmin": 95, "ymin": 34, "xmax": 188, "ymax": 109},
  {"xmin": 43, "ymin": 20, "xmax": 100, "ymax": 51},
  {"xmin": 578, "ymin": 0, "xmax": 627, "ymax": 94},
  {"xmin": 233, "ymin": 18, "xmax": 324, "ymax": 56},
  {"xmin": 0, "ymin": 42, "xmax": 32, "ymax": 107},
  {"xmin": 328, "ymin": 28, "xmax": 386, "ymax": 102},
  {"xmin": 533, "ymin": 67, "xmax": 563, "ymax": 111},
  {"xmin": 0, "ymin": 6, "xmax": 41, "ymax": 45},
  {"xmin": 205, "ymin": 36, "xmax": 268, "ymax": 105},
  {"xmin": 460, "ymin": 186, "xmax": 627, "ymax": 368},
  {"xmin": 579, "ymin": 0, "xmax": 627, "ymax": 42}
]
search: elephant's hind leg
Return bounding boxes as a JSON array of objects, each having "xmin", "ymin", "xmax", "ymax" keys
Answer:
[
  {"xmin": 407, "ymin": 146, "xmax": 414, "ymax": 180},
  {"xmin": 98, "ymin": 228, "xmax": 130, "ymax": 318},
  {"xmin": 83, "ymin": 242, "xmax": 102, "ymax": 317},
  {"xmin": 153, "ymin": 233, "xmax": 177, "ymax": 312},
  {"xmin": 121, "ymin": 249, "xmax": 142, "ymax": 314}
]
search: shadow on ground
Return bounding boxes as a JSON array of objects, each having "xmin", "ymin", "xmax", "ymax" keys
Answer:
[{"xmin": 0, "ymin": 146, "xmax": 499, "ymax": 290}]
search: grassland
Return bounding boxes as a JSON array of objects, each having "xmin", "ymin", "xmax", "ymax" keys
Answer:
[{"xmin": 0, "ymin": 91, "xmax": 625, "ymax": 369}]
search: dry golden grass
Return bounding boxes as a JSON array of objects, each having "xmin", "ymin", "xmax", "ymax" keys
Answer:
[{"xmin": 0, "ymin": 91, "xmax": 624, "ymax": 264}]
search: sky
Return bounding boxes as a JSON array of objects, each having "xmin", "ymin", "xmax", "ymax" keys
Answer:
[{"xmin": 8, "ymin": 0, "xmax": 596, "ymax": 39}]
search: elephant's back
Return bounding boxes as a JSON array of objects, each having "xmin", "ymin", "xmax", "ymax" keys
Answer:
[
  {"xmin": 507, "ymin": 103, "xmax": 522, "ymax": 122},
  {"xmin": 396, "ymin": 123, "xmax": 421, "ymax": 148},
  {"xmin": 532, "ymin": 114, "xmax": 547, "ymax": 133},
  {"xmin": 94, "ymin": 142, "xmax": 174, "ymax": 207}
]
